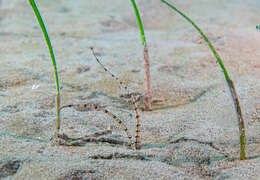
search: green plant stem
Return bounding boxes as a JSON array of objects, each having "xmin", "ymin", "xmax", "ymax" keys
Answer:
[
  {"xmin": 130, "ymin": 0, "xmax": 152, "ymax": 111},
  {"xmin": 161, "ymin": 0, "xmax": 246, "ymax": 160},
  {"xmin": 130, "ymin": 0, "xmax": 146, "ymax": 47},
  {"xmin": 29, "ymin": 0, "xmax": 61, "ymax": 138}
]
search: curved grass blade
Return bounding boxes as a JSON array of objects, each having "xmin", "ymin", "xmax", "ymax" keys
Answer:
[
  {"xmin": 161, "ymin": 0, "xmax": 246, "ymax": 160},
  {"xmin": 28, "ymin": 0, "xmax": 61, "ymax": 138},
  {"xmin": 130, "ymin": 0, "xmax": 152, "ymax": 111}
]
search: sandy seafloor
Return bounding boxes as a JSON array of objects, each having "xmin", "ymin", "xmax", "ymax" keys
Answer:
[{"xmin": 0, "ymin": 0, "xmax": 260, "ymax": 179}]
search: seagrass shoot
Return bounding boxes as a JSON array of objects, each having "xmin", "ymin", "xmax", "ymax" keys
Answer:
[
  {"xmin": 130, "ymin": 0, "xmax": 152, "ymax": 111},
  {"xmin": 28, "ymin": 0, "xmax": 142, "ymax": 150},
  {"xmin": 28, "ymin": 0, "xmax": 61, "ymax": 138},
  {"xmin": 161, "ymin": 0, "xmax": 246, "ymax": 160}
]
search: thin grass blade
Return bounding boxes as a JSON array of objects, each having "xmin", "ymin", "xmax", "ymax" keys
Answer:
[
  {"xmin": 130, "ymin": 0, "xmax": 152, "ymax": 111},
  {"xmin": 161, "ymin": 0, "xmax": 246, "ymax": 160},
  {"xmin": 28, "ymin": 0, "xmax": 61, "ymax": 138}
]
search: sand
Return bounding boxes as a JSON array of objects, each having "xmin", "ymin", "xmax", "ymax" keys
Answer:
[{"xmin": 0, "ymin": 0, "xmax": 260, "ymax": 179}]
